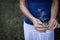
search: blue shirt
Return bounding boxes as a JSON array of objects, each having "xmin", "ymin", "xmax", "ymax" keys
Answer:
[{"xmin": 24, "ymin": 0, "xmax": 52, "ymax": 25}]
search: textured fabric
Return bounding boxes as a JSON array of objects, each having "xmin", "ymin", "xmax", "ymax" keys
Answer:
[
  {"xmin": 24, "ymin": 0, "xmax": 52, "ymax": 25},
  {"xmin": 24, "ymin": 22, "xmax": 54, "ymax": 40}
]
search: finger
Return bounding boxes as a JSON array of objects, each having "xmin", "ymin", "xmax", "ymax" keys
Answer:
[
  {"xmin": 36, "ymin": 28, "xmax": 46, "ymax": 32},
  {"xmin": 46, "ymin": 25, "xmax": 50, "ymax": 30},
  {"xmin": 53, "ymin": 21, "xmax": 59, "ymax": 29},
  {"xmin": 48, "ymin": 20, "xmax": 57, "ymax": 30},
  {"xmin": 37, "ymin": 20, "xmax": 43, "ymax": 25},
  {"xmin": 47, "ymin": 25, "xmax": 52, "ymax": 30},
  {"xmin": 42, "ymin": 23, "xmax": 48, "ymax": 28},
  {"xmin": 58, "ymin": 24, "xmax": 60, "ymax": 28},
  {"xmin": 50, "ymin": 21, "xmax": 58, "ymax": 30},
  {"xmin": 35, "ymin": 25, "xmax": 43, "ymax": 28},
  {"xmin": 52, "ymin": 22, "xmax": 58, "ymax": 30},
  {"xmin": 57, "ymin": 24, "xmax": 60, "ymax": 28},
  {"xmin": 48, "ymin": 23, "xmax": 53, "ymax": 29}
]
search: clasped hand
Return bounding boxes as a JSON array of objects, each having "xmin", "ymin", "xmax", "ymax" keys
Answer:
[{"xmin": 33, "ymin": 18, "xmax": 60, "ymax": 32}]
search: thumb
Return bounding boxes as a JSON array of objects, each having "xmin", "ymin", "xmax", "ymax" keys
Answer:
[
  {"xmin": 37, "ymin": 19, "xmax": 43, "ymax": 25},
  {"xmin": 57, "ymin": 24, "xmax": 60, "ymax": 28}
]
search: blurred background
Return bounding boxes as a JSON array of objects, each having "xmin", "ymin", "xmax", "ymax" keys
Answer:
[{"xmin": 0, "ymin": 0, "xmax": 60, "ymax": 40}]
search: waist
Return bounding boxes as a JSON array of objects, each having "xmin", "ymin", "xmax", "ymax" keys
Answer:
[{"xmin": 24, "ymin": 15, "xmax": 50, "ymax": 25}]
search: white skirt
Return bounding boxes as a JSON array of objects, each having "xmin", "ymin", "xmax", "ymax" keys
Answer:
[{"xmin": 23, "ymin": 22, "xmax": 54, "ymax": 40}]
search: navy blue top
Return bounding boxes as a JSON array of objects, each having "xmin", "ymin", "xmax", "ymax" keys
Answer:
[{"xmin": 24, "ymin": 0, "xmax": 52, "ymax": 25}]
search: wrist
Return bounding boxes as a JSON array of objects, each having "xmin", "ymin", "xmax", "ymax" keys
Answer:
[
  {"xmin": 50, "ymin": 18, "xmax": 56, "ymax": 20},
  {"xmin": 30, "ymin": 16, "xmax": 36, "ymax": 22},
  {"xmin": 49, "ymin": 18, "xmax": 57, "ymax": 23}
]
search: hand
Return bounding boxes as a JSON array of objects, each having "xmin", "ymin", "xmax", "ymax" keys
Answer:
[
  {"xmin": 32, "ymin": 18, "xmax": 47, "ymax": 32},
  {"xmin": 48, "ymin": 19, "xmax": 58, "ymax": 30}
]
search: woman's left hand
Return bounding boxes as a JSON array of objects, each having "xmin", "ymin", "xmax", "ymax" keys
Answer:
[{"xmin": 47, "ymin": 19, "xmax": 59, "ymax": 30}]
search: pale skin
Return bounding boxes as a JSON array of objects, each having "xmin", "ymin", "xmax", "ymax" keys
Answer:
[
  {"xmin": 20, "ymin": 0, "xmax": 60, "ymax": 32},
  {"xmin": 48, "ymin": 0, "xmax": 59, "ymax": 30}
]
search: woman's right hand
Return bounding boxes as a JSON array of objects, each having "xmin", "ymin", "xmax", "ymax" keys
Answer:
[{"xmin": 32, "ymin": 18, "xmax": 47, "ymax": 32}]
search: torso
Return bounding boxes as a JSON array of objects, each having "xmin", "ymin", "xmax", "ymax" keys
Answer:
[{"xmin": 24, "ymin": 0, "xmax": 52, "ymax": 25}]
